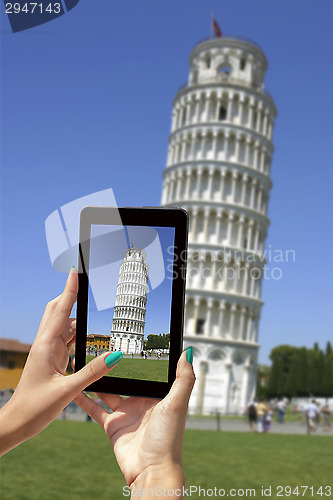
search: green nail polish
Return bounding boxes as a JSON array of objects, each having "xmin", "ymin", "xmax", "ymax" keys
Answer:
[
  {"xmin": 186, "ymin": 346, "xmax": 193, "ymax": 365},
  {"xmin": 105, "ymin": 351, "xmax": 123, "ymax": 368},
  {"xmin": 69, "ymin": 354, "xmax": 75, "ymax": 361}
]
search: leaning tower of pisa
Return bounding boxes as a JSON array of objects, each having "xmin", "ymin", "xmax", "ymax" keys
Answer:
[
  {"xmin": 110, "ymin": 247, "xmax": 149, "ymax": 355},
  {"xmin": 161, "ymin": 36, "xmax": 276, "ymax": 413}
]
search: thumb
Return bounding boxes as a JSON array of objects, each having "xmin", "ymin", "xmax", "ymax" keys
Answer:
[
  {"xmin": 163, "ymin": 348, "xmax": 195, "ymax": 413},
  {"xmin": 66, "ymin": 351, "xmax": 123, "ymax": 394}
]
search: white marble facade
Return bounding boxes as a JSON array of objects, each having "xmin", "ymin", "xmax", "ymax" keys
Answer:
[
  {"xmin": 161, "ymin": 37, "xmax": 276, "ymax": 414},
  {"xmin": 110, "ymin": 248, "xmax": 148, "ymax": 354}
]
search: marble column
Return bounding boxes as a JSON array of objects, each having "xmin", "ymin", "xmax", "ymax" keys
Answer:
[
  {"xmin": 231, "ymin": 172, "xmax": 238, "ymax": 203},
  {"xmin": 218, "ymin": 301, "xmax": 225, "ymax": 337},
  {"xmin": 190, "ymin": 208, "xmax": 198, "ymax": 240},
  {"xmin": 225, "ymin": 363, "xmax": 233, "ymax": 414},
  {"xmin": 207, "ymin": 168, "xmax": 214, "ymax": 199},
  {"xmin": 185, "ymin": 168, "xmax": 191, "ymax": 199},
  {"xmin": 190, "ymin": 133, "xmax": 196, "ymax": 159},
  {"xmin": 203, "ymin": 208, "xmax": 210, "ymax": 241},
  {"xmin": 205, "ymin": 299, "xmax": 213, "ymax": 336},
  {"xmin": 240, "ymin": 174, "xmax": 248, "ymax": 206},
  {"xmin": 196, "ymin": 169, "xmax": 202, "ymax": 199},
  {"xmin": 237, "ymin": 216, "xmax": 245, "ymax": 248},
  {"xmin": 226, "ymin": 212, "xmax": 234, "ymax": 244},
  {"xmin": 250, "ymin": 179, "xmax": 257, "ymax": 209},
  {"xmin": 239, "ymin": 308, "xmax": 246, "ymax": 341},
  {"xmin": 219, "ymin": 169, "xmax": 226, "ymax": 200},
  {"xmin": 196, "ymin": 361, "xmax": 208, "ymax": 415}
]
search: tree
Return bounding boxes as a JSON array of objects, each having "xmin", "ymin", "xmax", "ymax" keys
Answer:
[
  {"xmin": 297, "ymin": 348, "xmax": 309, "ymax": 396},
  {"xmin": 325, "ymin": 341, "xmax": 332, "ymax": 357},
  {"xmin": 267, "ymin": 347, "xmax": 287, "ymax": 398},
  {"xmin": 308, "ymin": 348, "xmax": 322, "ymax": 395},
  {"xmin": 268, "ymin": 345, "xmax": 300, "ymax": 397},
  {"xmin": 322, "ymin": 344, "xmax": 333, "ymax": 397},
  {"xmin": 267, "ymin": 342, "xmax": 333, "ymax": 398},
  {"xmin": 284, "ymin": 353, "xmax": 299, "ymax": 398},
  {"xmin": 145, "ymin": 334, "xmax": 170, "ymax": 350},
  {"xmin": 256, "ymin": 364, "xmax": 270, "ymax": 399}
]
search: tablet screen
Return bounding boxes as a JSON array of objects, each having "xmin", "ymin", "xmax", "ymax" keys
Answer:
[{"xmin": 85, "ymin": 224, "xmax": 175, "ymax": 383}]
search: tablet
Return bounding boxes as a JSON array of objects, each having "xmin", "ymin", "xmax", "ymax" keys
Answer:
[{"xmin": 75, "ymin": 206, "xmax": 188, "ymax": 399}]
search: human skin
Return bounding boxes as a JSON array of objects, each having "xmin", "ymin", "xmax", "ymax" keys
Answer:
[
  {"xmin": 0, "ymin": 268, "xmax": 123, "ymax": 456},
  {"xmin": 75, "ymin": 349, "xmax": 195, "ymax": 498},
  {"xmin": 0, "ymin": 268, "xmax": 195, "ymax": 499}
]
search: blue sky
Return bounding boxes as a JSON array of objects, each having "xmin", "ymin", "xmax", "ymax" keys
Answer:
[{"xmin": 1, "ymin": 1, "xmax": 332, "ymax": 364}]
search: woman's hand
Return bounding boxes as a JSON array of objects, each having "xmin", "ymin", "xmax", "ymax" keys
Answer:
[
  {"xmin": 75, "ymin": 348, "xmax": 195, "ymax": 496},
  {"xmin": 0, "ymin": 268, "xmax": 122, "ymax": 456}
]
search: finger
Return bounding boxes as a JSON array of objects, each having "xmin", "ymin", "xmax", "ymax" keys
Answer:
[
  {"xmin": 74, "ymin": 392, "xmax": 110, "ymax": 427},
  {"xmin": 60, "ymin": 318, "xmax": 76, "ymax": 345},
  {"xmin": 66, "ymin": 335, "xmax": 76, "ymax": 351},
  {"xmin": 36, "ymin": 294, "xmax": 62, "ymax": 338},
  {"xmin": 163, "ymin": 349, "xmax": 195, "ymax": 413},
  {"xmin": 56, "ymin": 267, "xmax": 78, "ymax": 317},
  {"xmin": 96, "ymin": 392, "xmax": 123, "ymax": 412},
  {"xmin": 47, "ymin": 268, "xmax": 79, "ymax": 338},
  {"xmin": 66, "ymin": 351, "xmax": 123, "ymax": 395}
]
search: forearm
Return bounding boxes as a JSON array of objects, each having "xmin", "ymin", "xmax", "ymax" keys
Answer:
[
  {"xmin": 130, "ymin": 463, "xmax": 185, "ymax": 499},
  {"xmin": 0, "ymin": 397, "xmax": 28, "ymax": 457}
]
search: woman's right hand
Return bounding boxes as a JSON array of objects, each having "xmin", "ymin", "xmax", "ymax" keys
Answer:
[{"xmin": 74, "ymin": 348, "xmax": 195, "ymax": 496}]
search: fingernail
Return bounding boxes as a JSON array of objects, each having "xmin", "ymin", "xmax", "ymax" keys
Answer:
[
  {"xmin": 105, "ymin": 351, "xmax": 123, "ymax": 368},
  {"xmin": 69, "ymin": 354, "xmax": 75, "ymax": 362},
  {"xmin": 70, "ymin": 265, "xmax": 76, "ymax": 273},
  {"xmin": 186, "ymin": 346, "xmax": 193, "ymax": 365}
]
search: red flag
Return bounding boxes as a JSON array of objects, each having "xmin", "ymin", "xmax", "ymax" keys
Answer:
[{"xmin": 212, "ymin": 18, "xmax": 222, "ymax": 38}]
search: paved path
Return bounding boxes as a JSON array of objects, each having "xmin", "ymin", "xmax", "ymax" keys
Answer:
[
  {"xmin": 55, "ymin": 404, "xmax": 332, "ymax": 436},
  {"xmin": 185, "ymin": 416, "xmax": 333, "ymax": 435},
  {"xmin": 2, "ymin": 394, "xmax": 330, "ymax": 436}
]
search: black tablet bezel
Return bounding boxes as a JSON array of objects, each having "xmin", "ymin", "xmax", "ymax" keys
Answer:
[{"xmin": 75, "ymin": 206, "xmax": 188, "ymax": 399}]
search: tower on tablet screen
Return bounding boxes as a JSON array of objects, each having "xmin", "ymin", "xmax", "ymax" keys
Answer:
[{"xmin": 110, "ymin": 247, "xmax": 149, "ymax": 355}]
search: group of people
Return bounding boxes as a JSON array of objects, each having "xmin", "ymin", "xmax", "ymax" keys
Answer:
[
  {"xmin": 300, "ymin": 399, "xmax": 332, "ymax": 433},
  {"xmin": 246, "ymin": 396, "xmax": 332, "ymax": 433},
  {"xmin": 140, "ymin": 349, "xmax": 165, "ymax": 359},
  {"xmin": 86, "ymin": 346, "xmax": 103, "ymax": 357},
  {"xmin": 246, "ymin": 397, "xmax": 273, "ymax": 433}
]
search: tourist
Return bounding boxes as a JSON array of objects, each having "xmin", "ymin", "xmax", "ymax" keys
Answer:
[
  {"xmin": 277, "ymin": 398, "xmax": 286, "ymax": 423},
  {"xmin": 0, "ymin": 268, "xmax": 195, "ymax": 496},
  {"xmin": 264, "ymin": 406, "xmax": 272, "ymax": 432},
  {"xmin": 321, "ymin": 404, "xmax": 331, "ymax": 432},
  {"xmin": 256, "ymin": 397, "xmax": 267, "ymax": 433},
  {"xmin": 306, "ymin": 399, "xmax": 320, "ymax": 433},
  {"xmin": 245, "ymin": 398, "xmax": 257, "ymax": 432}
]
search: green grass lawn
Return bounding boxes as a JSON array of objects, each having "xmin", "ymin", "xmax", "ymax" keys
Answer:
[
  {"xmin": 1, "ymin": 421, "xmax": 332, "ymax": 500},
  {"xmin": 86, "ymin": 355, "xmax": 169, "ymax": 382}
]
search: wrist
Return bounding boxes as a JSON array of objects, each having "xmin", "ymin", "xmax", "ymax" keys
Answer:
[{"xmin": 130, "ymin": 463, "xmax": 185, "ymax": 499}]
